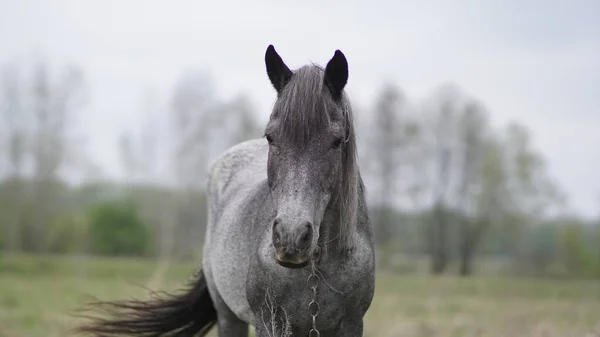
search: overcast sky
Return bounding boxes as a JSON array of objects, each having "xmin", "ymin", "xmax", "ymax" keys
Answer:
[{"xmin": 1, "ymin": 0, "xmax": 598, "ymax": 217}]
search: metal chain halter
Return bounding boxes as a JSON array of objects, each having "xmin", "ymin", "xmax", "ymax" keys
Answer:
[{"xmin": 307, "ymin": 258, "xmax": 320, "ymax": 337}]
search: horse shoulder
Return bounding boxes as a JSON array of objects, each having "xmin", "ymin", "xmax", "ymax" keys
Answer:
[
  {"xmin": 208, "ymin": 138, "xmax": 268, "ymax": 203},
  {"xmin": 205, "ymin": 138, "xmax": 269, "ymax": 252}
]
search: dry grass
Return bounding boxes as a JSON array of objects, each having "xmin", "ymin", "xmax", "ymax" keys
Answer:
[{"xmin": 0, "ymin": 254, "xmax": 599, "ymax": 337}]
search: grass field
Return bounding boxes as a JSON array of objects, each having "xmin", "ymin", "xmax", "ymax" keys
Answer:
[{"xmin": 1, "ymin": 254, "xmax": 599, "ymax": 337}]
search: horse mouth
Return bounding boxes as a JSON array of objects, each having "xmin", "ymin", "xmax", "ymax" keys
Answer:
[
  {"xmin": 274, "ymin": 251, "xmax": 310, "ymax": 269},
  {"xmin": 276, "ymin": 259, "xmax": 309, "ymax": 269}
]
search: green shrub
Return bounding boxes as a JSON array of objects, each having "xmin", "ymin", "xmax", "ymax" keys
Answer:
[
  {"xmin": 87, "ymin": 200, "xmax": 151, "ymax": 257},
  {"xmin": 561, "ymin": 223, "xmax": 597, "ymax": 277}
]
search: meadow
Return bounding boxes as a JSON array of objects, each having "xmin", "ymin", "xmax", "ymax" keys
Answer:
[{"xmin": 1, "ymin": 254, "xmax": 599, "ymax": 337}]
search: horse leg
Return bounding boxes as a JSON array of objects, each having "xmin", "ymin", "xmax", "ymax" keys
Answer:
[
  {"xmin": 211, "ymin": 289, "xmax": 249, "ymax": 337},
  {"xmin": 203, "ymin": 266, "xmax": 249, "ymax": 337},
  {"xmin": 216, "ymin": 312, "xmax": 248, "ymax": 337}
]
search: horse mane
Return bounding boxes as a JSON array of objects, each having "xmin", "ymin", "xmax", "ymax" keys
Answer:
[{"xmin": 272, "ymin": 64, "xmax": 359, "ymax": 251}]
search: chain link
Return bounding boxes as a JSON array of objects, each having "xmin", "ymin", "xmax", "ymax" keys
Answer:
[{"xmin": 307, "ymin": 259, "xmax": 320, "ymax": 337}]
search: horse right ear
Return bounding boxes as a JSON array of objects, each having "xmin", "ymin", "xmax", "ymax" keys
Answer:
[
  {"xmin": 323, "ymin": 50, "xmax": 348, "ymax": 101},
  {"xmin": 265, "ymin": 45, "xmax": 293, "ymax": 93}
]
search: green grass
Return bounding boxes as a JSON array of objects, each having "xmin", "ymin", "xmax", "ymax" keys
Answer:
[{"xmin": 1, "ymin": 254, "xmax": 599, "ymax": 337}]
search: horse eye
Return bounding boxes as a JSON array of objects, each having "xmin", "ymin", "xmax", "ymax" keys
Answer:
[
  {"xmin": 331, "ymin": 138, "xmax": 343, "ymax": 149},
  {"xmin": 265, "ymin": 134, "xmax": 274, "ymax": 145}
]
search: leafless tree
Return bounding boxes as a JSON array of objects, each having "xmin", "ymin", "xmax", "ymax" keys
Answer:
[
  {"xmin": 422, "ymin": 85, "xmax": 463, "ymax": 274},
  {"xmin": 28, "ymin": 61, "xmax": 87, "ymax": 253},
  {"xmin": 0, "ymin": 65, "xmax": 26, "ymax": 253}
]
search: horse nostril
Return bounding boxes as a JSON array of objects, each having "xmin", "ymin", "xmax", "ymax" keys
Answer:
[
  {"xmin": 296, "ymin": 222, "xmax": 313, "ymax": 249},
  {"xmin": 300, "ymin": 231, "xmax": 310, "ymax": 244},
  {"xmin": 272, "ymin": 218, "xmax": 282, "ymax": 245},
  {"xmin": 274, "ymin": 231, "xmax": 281, "ymax": 244}
]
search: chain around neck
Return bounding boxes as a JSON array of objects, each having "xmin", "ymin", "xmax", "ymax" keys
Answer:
[{"xmin": 307, "ymin": 257, "xmax": 320, "ymax": 337}]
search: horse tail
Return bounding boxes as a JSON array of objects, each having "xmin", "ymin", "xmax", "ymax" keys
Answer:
[{"xmin": 74, "ymin": 268, "xmax": 217, "ymax": 336}]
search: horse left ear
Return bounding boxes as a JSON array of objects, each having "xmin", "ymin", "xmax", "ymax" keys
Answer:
[
  {"xmin": 324, "ymin": 50, "xmax": 348, "ymax": 100},
  {"xmin": 265, "ymin": 44, "xmax": 293, "ymax": 93}
]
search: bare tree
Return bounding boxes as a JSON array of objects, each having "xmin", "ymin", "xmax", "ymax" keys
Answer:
[
  {"xmin": 115, "ymin": 89, "xmax": 172, "ymax": 288},
  {"xmin": 422, "ymin": 85, "xmax": 463, "ymax": 274},
  {"xmin": 365, "ymin": 84, "xmax": 406, "ymax": 268},
  {"xmin": 0, "ymin": 65, "xmax": 26, "ymax": 253},
  {"xmin": 168, "ymin": 71, "xmax": 218, "ymax": 261},
  {"xmin": 357, "ymin": 83, "xmax": 423, "ymax": 269},
  {"xmin": 118, "ymin": 90, "xmax": 161, "ymax": 185},
  {"xmin": 453, "ymin": 100, "xmax": 493, "ymax": 276},
  {"xmin": 224, "ymin": 94, "xmax": 262, "ymax": 146},
  {"xmin": 170, "ymin": 71, "xmax": 216, "ymax": 188},
  {"xmin": 453, "ymin": 117, "xmax": 565, "ymax": 276},
  {"xmin": 499, "ymin": 122, "xmax": 565, "ymax": 265},
  {"xmin": 29, "ymin": 61, "xmax": 86, "ymax": 252}
]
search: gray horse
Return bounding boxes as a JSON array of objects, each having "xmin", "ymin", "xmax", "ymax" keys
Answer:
[{"xmin": 75, "ymin": 45, "xmax": 375, "ymax": 337}]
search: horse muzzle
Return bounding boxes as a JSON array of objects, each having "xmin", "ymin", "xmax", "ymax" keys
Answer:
[{"xmin": 272, "ymin": 218, "xmax": 314, "ymax": 268}]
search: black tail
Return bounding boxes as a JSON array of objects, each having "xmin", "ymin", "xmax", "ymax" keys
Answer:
[{"xmin": 73, "ymin": 268, "xmax": 217, "ymax": 337}]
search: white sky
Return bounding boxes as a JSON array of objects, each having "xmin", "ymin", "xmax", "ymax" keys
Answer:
[{"xmin": 1, "ymin": 0, "xmax": 599, "ymax": 217}]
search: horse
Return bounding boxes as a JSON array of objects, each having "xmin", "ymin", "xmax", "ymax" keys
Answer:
[{"xmin": 75, "ymin": 45, "xmax": 375, "ymax": 337}]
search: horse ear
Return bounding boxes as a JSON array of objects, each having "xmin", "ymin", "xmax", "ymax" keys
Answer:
[
  {"xmin": 324, "ymin": 50, "xmax": 348, "ymax": 100},
  {"xmin": 265, "ymin": 45, "xmax": 293, "ymax": 93}
]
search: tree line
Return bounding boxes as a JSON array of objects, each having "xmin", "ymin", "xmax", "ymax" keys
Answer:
[
  {"xmin": 0, "ymin": 59, "xmax": 598, "ymax": 278},
  {"xmin": 360, "ymin": 84, "xmax": 598, "ymax": 277}
]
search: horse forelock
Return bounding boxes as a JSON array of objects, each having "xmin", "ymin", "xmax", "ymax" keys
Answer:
[{"xmin": 271, "ymin": 65, "xmax": 330, "ymax": 146}]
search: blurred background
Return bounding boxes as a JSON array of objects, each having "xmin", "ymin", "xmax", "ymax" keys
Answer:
[{"xmin": 0, "ymin": 1, "xmax": 599, "ymax": 336}]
